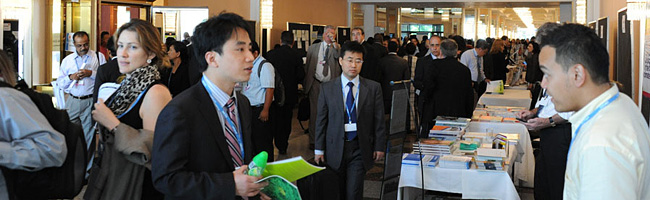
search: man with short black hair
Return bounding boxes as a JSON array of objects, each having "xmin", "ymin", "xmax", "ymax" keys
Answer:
[
  {"xmin": 58, "ymin": 31, "xmax": 106, "ymax": 150},
  {"xmin": 152, "ymin": 13, "xmax": 268, "ymax": 199},
  {"xmin": 314, "ymin": 41, "xmax": 386, "ymax": 200},
  {"xmin": 266, "ymin": 31, "xmax": 305, "ymax": 155},
  {"xmin": 460, "ymin": 39, "xmax": 490, "ymax": 99},
  {"xmin": 537, "ymin": 22, "xmax": 650, "ymax": 199}
]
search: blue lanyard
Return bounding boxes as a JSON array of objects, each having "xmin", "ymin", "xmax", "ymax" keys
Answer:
[
  {"xmin": 202, "ymin": 77, "xmax": 245, "ymax": 159},
  {"xmin": 569, "ymin": 92, "xmax": 619, "ymax": 152},
  {"xmin": 343, "ymin": 82, "xmax": 359, "ymax": 124},
  {"xmin": 107, "ymin": 88, "xmax": 148, "ymax": 119}
]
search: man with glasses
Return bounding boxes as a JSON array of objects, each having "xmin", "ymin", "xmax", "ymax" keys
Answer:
[
  {"xmin": 58, "ymin": 31, "xmax": 106, "ymax": 148},
  {"xmin": 314, "ymin": 41, "xmax": 386, "ymax": 199}
]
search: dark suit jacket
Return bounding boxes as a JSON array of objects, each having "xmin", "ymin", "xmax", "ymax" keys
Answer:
[
  {"xmin": 372, "ymin": 42, "xmax": 388, "ymax": 58},
  {"xmin": 525, "ymin": 53, "xmax": 542, "ymax": 83},
  {"xmin": 304, "ymin": 42, "xmax": 341, "ymax": 94},
  {"xmin": 420, "ymin": 57, "xmax": 474, "ymax": 124},
  {"xmin": 152, "ymin": 83, "xmax": 255, "ymax": 200},
  {"xmin": 359, "ymin": 41, "xmax": 382, "ymax": 83},
  {"xmin": 266, "ymin": 45, "xmax": 305, "ymax": 105},
  {"xmin": 490, "ymin": 52, "xmax": 508, "ymax": 81},
  {"xmin": 378, "ymin": 54, "xmax": 410, "ymax": 113},
  {"xmin": 93, "ymin": 59, "xmax": 121, "ymax": 103},
  {"xmin": 161, "ymin": 61, "xmax": 191, "ymax": 97},
  {"xmin": 413, "ymin": 54, "xmax": 434, "ymax": 92},
  {"xmin": 315, "ymin": 76, "xmax": 386, "ymax": 171}
]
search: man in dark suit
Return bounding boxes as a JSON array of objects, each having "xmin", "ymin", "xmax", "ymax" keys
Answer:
[
  {"xmin": 351, "ymin": 28, "xmax": 382, "ymax": 83},
  {"xmin": 419, "ymin": 39, "xmax": 474, "ymax": 137},
  {"xmin": 314, "ymin": 41, "xmax": 386, "ymax": 200},
  {"xmin": 304, "ymin": 25, "xmax": 341, "ymax": 149},
  {"xmin": 152, "ymin": 13, "xmax": 268, "ymax": 199},
  {"xmin": 379, "ymin": 41, "xmax": 410, "ymax": 114},
  {"xmin": 373, "ymin": 33, "xmax": 388, "ymax": 58},
  {"xmin": 413, "ymin": 35, "xmax": 442, "ymax": 124},
  {"xmin": 266, "ymin": 31, "xmax": 305, "ymax": 155}
]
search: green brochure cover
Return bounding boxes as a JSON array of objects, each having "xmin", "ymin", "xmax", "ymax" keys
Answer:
[
  {"xmin": 262, "ymin": 156, "xmax": 325, "ymax": 182},
  {"xmin": 257, "ymin": 175, "xmax": 302, "ymax": 200}
]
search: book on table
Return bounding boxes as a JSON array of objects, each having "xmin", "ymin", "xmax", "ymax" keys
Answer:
[
  {"xmin": 256, "ymin": 156, "xmax": 325, "ymax": 200},
  {"xmin": 402, "ymin": 153, "xmax": 440, "ymax": 168}
]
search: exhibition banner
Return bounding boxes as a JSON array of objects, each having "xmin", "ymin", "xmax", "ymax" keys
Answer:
[
  {"xmin": 641, "ymin": 17, "xmax": 650, "ymax": 123},
  {"xmin": 617, "ymin": 9, "xmax": 633, "ymax": 97}
]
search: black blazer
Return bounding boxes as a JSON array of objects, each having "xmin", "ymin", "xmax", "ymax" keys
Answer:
[
  {"xmin": 266, "ymin": 45, "xmax": 305, "ymax": 105},
  {"xmin": 525, "ymin": 53, "xmax": 542, "ymax": 83},
  {"xmin": 315, "ymin": 76, "xmax": 386, "ymax": 171},
  {"xmin": 378, "ymin": 54, "xmax": 410, "ymax": 113},
  {"xmin": 152, "ymin": 83, "xmax": 255, "ymax": 200},
  {"xmin": 490, "ymin": 52, "xmax": 508, "ymax": 81},
  {"xmin": 413, "ymin": 54, "xmax": 434, "ymax": 92},
  {"xmin": 420, "ymin": 57, "xmax": 474, "ymax": 124},
  {"xmin": 161, "ymin": 61, "xmax": 191, "ymax": 97},
  {"xmin": 93, "ymin": 59, "xmax": 121, "ymax": 103},
  {"xmin": 359, "ymin": 41, "xmax": 382, "ymax": 83}
]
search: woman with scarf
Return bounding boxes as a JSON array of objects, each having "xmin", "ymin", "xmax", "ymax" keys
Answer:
[{"xmin": 85, "ymin": 19, "xmax": 172, "ymax": 199}]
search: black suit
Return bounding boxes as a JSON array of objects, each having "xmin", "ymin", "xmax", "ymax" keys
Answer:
[
  {"xmin": 372, "ymin": 42, "xmax": 388, "ymax": 58},
  {"xmin": 413, "ymin": 54, "xmax": 435, "ymax": 116},
  {"xmin": 152, "ymin": 83, "xmax": 255, "ymax": 200},
  {"xmin": 93, "ymin": 59, "xmax": 121, "ymax": 103},
  {"xmin": 420, "ymin": 57, "xmax": 474, "ymax": 137},
  {"xmin": 315, "ymin": 76, "xmax": 386, "ymax": 200},
  {"xmin": 266, "ymin": 45, "xmax": 305, "ymax": 153},
  {"xmin": 378, "ymin": 53, "xmax": 410, "ymax": 114}
]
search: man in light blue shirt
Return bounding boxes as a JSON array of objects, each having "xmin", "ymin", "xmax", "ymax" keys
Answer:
[
  {"xmin": 460, "ymin": 39, "xmax": 490, "ymax": 99},
  {"xmin": 242, "ymin": 41, "xmax": 276, "ymax": 162},
  {"xmin": 57, "ymin": 31, "xmax": 106, "ymax": 148}
]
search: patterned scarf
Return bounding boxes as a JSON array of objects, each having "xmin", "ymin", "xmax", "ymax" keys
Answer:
[{"xmin": 108, "ymin": 65, "xmax": 160, "ymax": 117}]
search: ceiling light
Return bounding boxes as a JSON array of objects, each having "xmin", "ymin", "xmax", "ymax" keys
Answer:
[{"xmin": 513, "ymin": 7, "xmax": 534, "ymax": 29}]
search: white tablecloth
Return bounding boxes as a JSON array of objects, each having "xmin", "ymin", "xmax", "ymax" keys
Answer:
[
  {"xmin": 397, "ymin": 122, "xmax": 535, "ymax": 200},
  {"xmin": 479, "ymin": 89, "xmax": 531, "ymax": 108}
]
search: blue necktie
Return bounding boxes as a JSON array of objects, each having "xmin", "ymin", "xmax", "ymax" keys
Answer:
[{"xmin": 345, "ymin": 82, "xmax": 357, "ymax": 140}]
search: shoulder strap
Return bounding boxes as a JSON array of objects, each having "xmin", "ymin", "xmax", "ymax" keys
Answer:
[{"xmin": 258, "ymin": 60, "xmax": 269, "ymax": 78}]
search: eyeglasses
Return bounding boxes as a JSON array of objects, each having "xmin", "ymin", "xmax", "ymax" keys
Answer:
[{"xmin": 344, "ymin": 57, "xmax": 363, "ymax": 64}]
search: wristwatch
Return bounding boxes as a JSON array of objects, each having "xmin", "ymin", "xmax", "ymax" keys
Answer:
[{"xmin": 548, "ymin": 117, "xmax": 556, "ymax": 127}]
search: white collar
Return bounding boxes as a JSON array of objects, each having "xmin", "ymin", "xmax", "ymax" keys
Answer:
[{"xmin": 340, "ymin": 74, "xmax": 360, "ymax": 88}]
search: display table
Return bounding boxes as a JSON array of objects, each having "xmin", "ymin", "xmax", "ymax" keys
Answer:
[
  {"xmin": 398, "ymin": 122, "xmax": 535, "ymax": 200},
  {"xmin": 478, "ymin": 89, "xmax": 531, "ymax": 108}
]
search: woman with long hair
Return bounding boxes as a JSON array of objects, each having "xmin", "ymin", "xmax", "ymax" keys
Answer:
[
  {"xmin": 489, "ymin": 39, "xmax": 508, "ymax": 81},
  {"xmin": 85, "ymin": 19, "xmax": 172, "ymax": 199}
]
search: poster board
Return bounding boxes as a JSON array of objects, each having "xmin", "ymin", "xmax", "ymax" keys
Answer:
[
  {"xmin": 641, "ymin": 16, "xmax": 650, "ymax": 124},
  {"xmin": 597, "ymin": 17, "xmax": 609, "ymax": 50},
  {"xmin": 312, "ymin": 24, "xmax": 325, "ymax": 44},
  {"xmin": 617, "ymin": 9, "xmax": 633, "ymax": 97},
  {"xmin": 287, "ymin": 22, "xmax": 311, "ymax": 53},
  {"xmin": 337, "ymin": 26, "xmax": 350, "ymax": 46},
  {"xmin": 588, "ymin": 21, "xmax": 597, "ymax": 31}
]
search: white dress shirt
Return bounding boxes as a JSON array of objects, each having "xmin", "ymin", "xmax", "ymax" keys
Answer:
[
  {"xmin": 460, "ymin": 49, "xmax": 485, "ymax": 82},
  {"xmin": 564, "ymin": 85, "xmax": 650, "ymax": 200},
  {"xmin": 57, "ymin": 50, "xmax": 106, "ymax": 97},
  {"xmin": 314, "ymin": 42, "xmax": 332, "ymax": 82}
]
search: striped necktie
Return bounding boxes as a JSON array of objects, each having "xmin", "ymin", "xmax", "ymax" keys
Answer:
[{"xmin": 224, "ymin": 97, "xmax": 243, "ymax": 167}]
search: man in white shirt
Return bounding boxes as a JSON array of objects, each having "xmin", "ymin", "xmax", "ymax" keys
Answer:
[
  {"xmin": 517, "ymin": 89, "xmax": 573, "ymax": 199},
  {"xmin": 460, "ymin": 39, "xmax": 490, "ymax": 99},
  {"xmin": 58, "ymin": 31, "xmax": 106, "ymax": 148},
  {"xmin": 242, "ymin": 41, "xmax": 275, "ymax": 162},
  {"xmin": 537, "ymin": 22, "xmax": 650, "ymax": 200}
]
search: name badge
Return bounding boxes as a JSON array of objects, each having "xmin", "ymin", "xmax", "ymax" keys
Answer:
[
  {"xmin": 344, "ymin": 123, "xmax": 357, "ymax": 132},
  {"xmin": 76, "ymin": 80, "xmax": 85, "ymax": 86},
  {"xmin": 319, "ymin": 60, "xmax": 326, "ymax": 65}
]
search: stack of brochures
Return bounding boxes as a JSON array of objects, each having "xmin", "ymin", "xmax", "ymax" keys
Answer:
[
  {"xmin": 412, "ymin": 139, "xmax": 454, "ymax": 155},
  {"xmin": 438, "ymin": 155, "xmax": 473, "ymax": 169},
  {"xmin": 476, "ymin": 160, "xmax": 504, "ymax": 170},
  {"xmin": 257, "ymin": 156, "xmax": 325, "ymax": 200},
  {"xmin": 429, "ymin": 116, "xmax": 470, "ymax": 139},
  {"xmin": 402, "ymin": 153, "xmax": 440, "ymax": 168}
]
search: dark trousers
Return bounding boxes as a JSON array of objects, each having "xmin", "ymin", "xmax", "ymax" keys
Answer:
[
  {"xmin": 335, "ymin": 139, "xmax": 365, "ymax": 200},
  {"xmin": 529, "ymin": 83, "xmax": 542, "ymax": 110},
  {"xmin": 271, "ymin": 103, "xmax": 294, "ymax": 152},
  {"xmin": 534, "ymin": 123, "xmax": 571, "ymax": 200},
  {"xmin": 251, "ymin": 106, "xmax": 274, "ymax": 162},
  {"xmin": 474, "ymin": 80, "xmax": 487, "ymax": 99}
]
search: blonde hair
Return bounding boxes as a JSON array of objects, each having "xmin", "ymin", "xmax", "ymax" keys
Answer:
[
  {"xmin": 115, "ymin": 19, "xmax": 170, "ymax": 69},
  {"xmin": 0, "ymin": 50, "xmax": 17, "ymax": 86},
  {"xmin": 489, "ymin": 39, "xmax": 504, "ymax": 54}
]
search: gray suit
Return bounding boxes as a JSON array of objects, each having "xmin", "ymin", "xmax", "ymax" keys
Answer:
[
  {"xmin": 304, "ymin": 42, "xmax": 341, "ymax": 145},
  {"xmin": 315, "ymin": 76, "xmax": 386, "ymax": 199}
]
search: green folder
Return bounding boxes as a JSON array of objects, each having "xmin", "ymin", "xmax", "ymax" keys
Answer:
[{"xmin": 261, "ymin": 156, "xmax": 325, "ymax": 182}]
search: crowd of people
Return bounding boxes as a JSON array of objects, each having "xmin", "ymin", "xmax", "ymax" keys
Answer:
[{"xmin": 1, "ymin": 11, "xmax": 649, "ymax": 200}]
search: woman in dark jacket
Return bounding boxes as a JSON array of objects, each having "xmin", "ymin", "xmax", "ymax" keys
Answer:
[
  {"xmin": 489, "ymin": 39, "xmax": 508, "ymax": 81},
  {"xmin": 162, "ymin": 41, "xmax": 191, "ymax": 96},
  {"xmin": 524, "ymin": 42, "xmax": 542, "ymax": 108}
]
